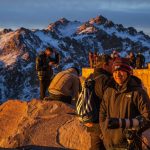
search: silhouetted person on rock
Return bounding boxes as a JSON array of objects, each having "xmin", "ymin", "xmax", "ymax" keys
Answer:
[
  {"xmin": 111, "ymin": 50, "xmax": 120, "ymax": 61},
  {"xmin": 128, "ymin": 51, "xmax": 136, "ymax": 68},
  {"xmin": 36, "ymin": 47, "xmax": 60, "ymax": 100},
  {"xmin": 89, "ymin": 51, "xmax": 94, "ymax": 68},
  {"xmin": 93, "ymin": 52, "xmax": 99, "ymax": 68},
  {"xmin": 46, "ymin": 67, "xmax": 80, "ymax": 104},
  {"xmin": 136, "ymin": 52, "xmax": 145, "ymax": 69}
]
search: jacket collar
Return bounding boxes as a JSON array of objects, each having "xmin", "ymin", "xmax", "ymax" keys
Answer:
[{"xmin": 115, "ymin": 77, "xmax": 129, "ymax": 93}]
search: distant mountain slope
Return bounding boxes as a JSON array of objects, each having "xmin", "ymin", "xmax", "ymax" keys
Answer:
[{"xmin": 0, "ymin": 15, "xmax": 150, "ymax": 101}]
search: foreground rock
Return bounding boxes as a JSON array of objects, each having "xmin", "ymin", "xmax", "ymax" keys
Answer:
[
  {"xmin": 0, "ymin": 100, "xmax": 149, "ymax": 150},
  {"xmin": 0, "ymin": 100, "xmax": 91, "ymax": 149}
]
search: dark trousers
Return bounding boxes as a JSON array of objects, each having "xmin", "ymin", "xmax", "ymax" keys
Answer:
[
  {"xmin": 44, "ymin": 93, "xmax": 72, "ymax": 104},
  {"xmin": 86, "ymin": 124, "xmax": 106, "ymax": 150},
  {"xmin": 40, "ymin": 78, "xmax": 51, "ymax": 100}
]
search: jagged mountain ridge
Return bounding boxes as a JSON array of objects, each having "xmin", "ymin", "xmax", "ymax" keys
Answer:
[{"xmin": 0, "ymin": 15, "xmax": 150, "ymax": 101}]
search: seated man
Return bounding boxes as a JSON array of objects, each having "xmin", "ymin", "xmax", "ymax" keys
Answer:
[
  {"xmin": 100, "ymin": 57, "xmax": 150, "ymax": 150},
  {"xmin": 46, "ymin": 67, "xmax": 80, "ymax": 104}
]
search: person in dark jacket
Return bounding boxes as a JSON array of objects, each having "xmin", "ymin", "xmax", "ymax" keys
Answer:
[
  {"xmin": 84, "ymin": 54, "xmax": 113, "ymax": 150},
  {"xmin": 99, "ymin": 57, "xmax": 150, "ymax": 150},
  {"xmin": 36, "ymin": 47, "xmax": 59, "ymax": 99},
  {"xmin": 89, "ymin": 51, "xmax": 94, "ymax": 68},
  {"xmin": 128, "ymin": 51, "xmax": 136, "ymax": 68},
  {"xmin": 136, "ymin": 52, "xmax": 145, "ymax": 69},
  {"xmin": 111, "ymin": 50, "xmax": 120, "ymax": 61}
]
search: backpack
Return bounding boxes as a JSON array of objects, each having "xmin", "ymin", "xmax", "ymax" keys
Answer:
[{"xmin": 76, "ymin": 75, "xmax": 101, "ymax": 123}]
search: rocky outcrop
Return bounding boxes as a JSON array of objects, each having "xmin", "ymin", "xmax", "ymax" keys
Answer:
[
  {"xmin": 77, "ymin": 23, "xmax": 98, "ymax": 34},
  {"xmin": 47, "ymin": 18, "xmax": 69, "ymax": 33},
  {"xmin": 0, "ymin": 100, "xmax": 150, "ymax": 150},
  {"xmin": 0, "ymin": 29, "xmax": 12, "ymax": 35},
  {"xmin": 89, "ymin": 15, "xmax": 107, "ymax": 25},
  {"xmin": 0, "ymin": 100, "xmax": 92, "ymax": 149}
]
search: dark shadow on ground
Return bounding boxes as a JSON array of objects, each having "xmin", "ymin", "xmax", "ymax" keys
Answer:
[
  {"xmin": 0, "ymin": 145, "xmax": 68, "ymax": 150},
  {"xmin": 67, "ymin": 112, "xmax": 76, "ymax": 116}
]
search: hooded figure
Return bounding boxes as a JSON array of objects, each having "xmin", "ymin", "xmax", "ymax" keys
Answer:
[{"xmin": 136, "ymin": 52, "xmax": 145, "ymax": 69}]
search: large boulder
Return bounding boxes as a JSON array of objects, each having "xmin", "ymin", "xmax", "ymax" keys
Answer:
[
  {"xmin": 0, "ymin": 100, "xmax": 149, "ymax": 150},
  {"xmin": 0, "ymin": 100, "xmax": 91, "ymax": 149}
]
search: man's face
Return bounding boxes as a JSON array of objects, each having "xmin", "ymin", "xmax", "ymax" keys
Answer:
[
  {"xmin": 129, "ymin": 52, "xmax": 133, "ymax": 57},
  {"xmin": 45, "ymin": 50, "xmax": 53, "ymax": 57},
  {"xmin": 113, "ymin": 70, "xmax": 128, "ymax": 85}
]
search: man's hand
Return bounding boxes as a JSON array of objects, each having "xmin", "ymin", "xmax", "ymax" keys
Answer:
[
  {"xmin": 136, "ymin": 116, "xmax": 147, "ymax": 128},
  {"xmin": 49, "ymin": 61, "xmax": 55, "ymax": 66},
  {"xmin": 84, "ymin": 122, "xmax": 93, "ymax": 127}
]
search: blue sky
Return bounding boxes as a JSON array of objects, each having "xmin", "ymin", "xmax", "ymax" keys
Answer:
[{"xmin": 0, "ymin": 0, "xmax": 150, "ymax": 35}]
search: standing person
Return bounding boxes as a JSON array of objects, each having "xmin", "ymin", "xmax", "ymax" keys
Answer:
[
  {"xmin": 128, "ymin": 51, "xmax": 136, "ymax": 68},
  {"xmin": 36, "ymin": 47, "xmax": 59, "ymax": 100},
  {"xmin": 93, "ymin": 52, "xmax": 98, "ymax": 68},
  {"xmin": 78, "ymin": 54, "xmax": 113, "ymax": 150},
  {"xmin": 47, "ymin": 67, "xmax": 80, "ymax": 104},
  {"xmin": 136, "ymin": 52, "xmax": 145, "ymax": 69},
  {"xmin": 111, "ymin": 50, "xmax": 120, "ymax": 61},
  {"xmin": 89, "ymin": 51, "xmax": 94, "ymax": 68},
  {"xmin": 99, "ymin": 57, "xmax": 150, "ymax": 150},
  {"xmin": 93, "ymin": 54, "xmax": 113, "ymax": 101}
]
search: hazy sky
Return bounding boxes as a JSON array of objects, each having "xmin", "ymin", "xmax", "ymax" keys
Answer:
[{"xmin": 0, "ymin": 0, "xmax": 150, "ymax": 35}]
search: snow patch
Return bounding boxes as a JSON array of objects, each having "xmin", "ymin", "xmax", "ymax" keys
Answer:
[
  {"xmin": 59, "ymin": 22, "xmax": 81, "ymax": 37},
  {"xmin": 20, "ymin": 77, "xmax": 39, "ymax": 101},
  {"xmin": 95, "ymin": 24, "xmax": 150, "ymax": 48},
  {"xmin": 62, "ymin": 63, "xmax": 75, "ymax": 70},
  {"xmin": 78, "ymin": 27, "xmax": 97, "ymax": 34},
  {"xmin": 0, "ymin": 52, "xmax": 20, "ymax": 66},
  {"xmin": 0, "ymin": 31, "xmax": 15, "ymax": 49},
  {"xmin": 21, "ymin": 62, "xmax": 34, "ymax": 72},
  {"xmin": 34, "ymin": 31, "xmax": 59, "ymax": 50}
]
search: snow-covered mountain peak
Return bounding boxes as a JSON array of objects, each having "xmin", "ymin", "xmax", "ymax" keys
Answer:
[
  {"xmin": 47, "ymin": 18, "xmax": 69, "ymax": 31},
  {"xmin": 76, "ymin": 22, "xmax": 98, "ymax": 34},
  {"xmin": 89, "ymin": 15, "xmax": 108, "ymax": 25},
  {"xmin": 0, "ymin": 28, "xmax": 13, "ymax": 35},
  {"xmin": 0, "ymin": 15, "xmax": 150, "ymax": 102}
]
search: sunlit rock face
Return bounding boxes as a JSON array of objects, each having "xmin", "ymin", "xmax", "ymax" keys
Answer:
[
  {"xmin": 0, "ymin": 100, "xmax": 91, "ymax": 149},
  {"xmin": 0, "ymin": 100, "xmax": 150, "ymax": 150}
]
